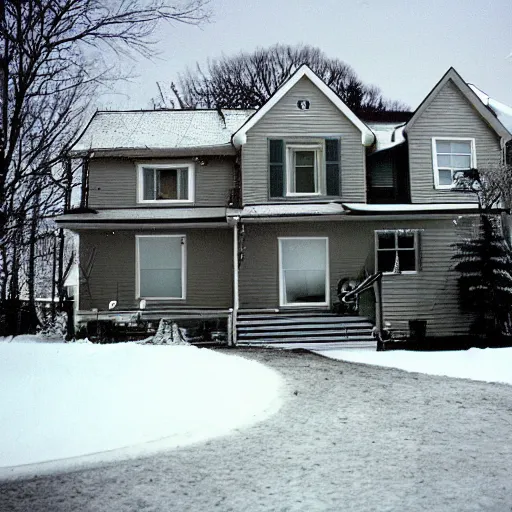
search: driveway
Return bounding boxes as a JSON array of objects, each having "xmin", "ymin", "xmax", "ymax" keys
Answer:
[{"xmin": 1, "ymin": 348, "xmax": 512, "ymax": 511}]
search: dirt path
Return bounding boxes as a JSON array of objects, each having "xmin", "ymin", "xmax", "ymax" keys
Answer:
[{"xmin": 1, "ymin": 349, "xmax": 512, "ymax": 511}]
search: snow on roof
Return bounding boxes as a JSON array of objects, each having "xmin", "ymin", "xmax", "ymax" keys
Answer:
[
  {"xmin": 56, "ymin": 208, "xmax": 227, "ymax": 223},
  {"xmin": 72, "ymin": 109, "xmax": 255, "ymax": 153},
  {"xmin": 229, "ymin": 203, "xmax": 346, "ymax": 218},
  {"xmin": 342, "ymin": 203, "xmax": 481, "ymax": 214},
  {"xmin": 367, "ymin": 122, "xmax": 406, "ymax": 152},
  {"xmin": 468, "ymin": 84, "xmax": 512, "ymax": 134}
]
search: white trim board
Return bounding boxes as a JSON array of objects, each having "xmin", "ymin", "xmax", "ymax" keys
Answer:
[{"xmin": 232, "ymin": 65, "xmax": 375, "ymax": 147}]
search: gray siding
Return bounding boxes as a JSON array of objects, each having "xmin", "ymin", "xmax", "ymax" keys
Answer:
[
  {"xmin": 408, "ymin": 80, "xmax": 502, "ymax": 203},
  {"xmin": 241, "ymin": 77, "xmax": 366, "ymax": 204},
  {"xmin": 238, "ymin": 218, "xmax": 477, "ymax": 337},
  {"xmin": 88, "ymin": 156, "xmax": 234, "ymax": 209},
  {"xmin": 78, "ymin": 228, "xmax": 233, "ymax": 310}
]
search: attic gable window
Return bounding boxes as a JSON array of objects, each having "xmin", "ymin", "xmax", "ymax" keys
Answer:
[
  {"xmin": 137, "ymin": 163, "xmax": 195, "ymax": 204},
  {"xmin": 432, "ymin": 138, "xmax": 476, "ymax": 189}
]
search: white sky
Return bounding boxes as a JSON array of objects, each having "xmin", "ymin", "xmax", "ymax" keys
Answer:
[{"xmin": 99, "ymin": 0, "xmax": 512, "ymax": 112}]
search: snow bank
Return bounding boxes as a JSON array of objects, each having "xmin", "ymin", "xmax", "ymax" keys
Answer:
[
  {"xmin": 0, "ymin": 342, "xmax": 282, "ymax": 478},
  {"xmin": 314, "ymin": 347, "xmax": 512, "ymax": 385}
]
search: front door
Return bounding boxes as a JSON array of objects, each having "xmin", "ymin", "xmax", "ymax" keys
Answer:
[{"xmin": 278, "ymin": 237, "xmax": 329, "ymax": 307}]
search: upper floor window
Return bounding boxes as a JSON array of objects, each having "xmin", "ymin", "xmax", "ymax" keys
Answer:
[
  {"xmin": 432, "ymin": 138, "xmax": 476, "ymax": 190},
  {"xmin": 375, "ymin": 229, "xmax": 420, "ymax": 274},
  {"xmin": 137, "ymin": 163, "xmax": 194, "ymax": 204},
  {"xmin": 286, "ymin": 144, "xmax": 323, "ymax": 196},
  {"xmin": 269, "ymin": 138, "xmax": 340, "ymax": 199}
]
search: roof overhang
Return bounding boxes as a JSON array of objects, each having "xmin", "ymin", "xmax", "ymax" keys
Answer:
[
  {"xmin": 404, "ymin": 68, "xmax": 512, "ymax": 142},
  {"xmin": 232, "ymin": 65, "xmax": 375, "ymax": 148},
  {"xmin": 342, "ymin": 202, "xmax": 491, "ymax": 215},
  {"xmin": 55, "ymin": 208, "xmax": 229, "ymax": 230},
  {"xmin": 69, "ymin": 144, "xmax": 237, "ymax": 159}
]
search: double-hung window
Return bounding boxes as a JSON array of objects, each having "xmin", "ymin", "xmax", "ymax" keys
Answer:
[
  {"xmin": 268, "ymin": 138, "xmax": 341, "ymax": 198},
  {"xmin": 286, "ymin": 144, "xmax": 323, "ymax": 195},
  {"xmin": 376, "ymin": 230, "xmax": 420, "ymax": 274},
  {"xmin": 137, "ymin": 163, "xmax": 194, "ymax": 203},
  {"xmin": 432, "ymin": 138, "xmax": 476, "ymax": 189},
  {"xmin": 136, "ymin": 235, "xmax": 186, "ymax": 299}
]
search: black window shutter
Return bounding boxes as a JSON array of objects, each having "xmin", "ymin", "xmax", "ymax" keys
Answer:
[
  {"xmin": 269, "ymin": 139, "xmax": 284, "ymax": 198},
  {"xmin": 325, "ymin": 138, "xmax": 341, "ymax": 196}
]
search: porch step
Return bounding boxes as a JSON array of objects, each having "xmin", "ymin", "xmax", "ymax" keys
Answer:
[{"xmin": 236, "ymin": 310, "xmax": 376, "ymax": 350}]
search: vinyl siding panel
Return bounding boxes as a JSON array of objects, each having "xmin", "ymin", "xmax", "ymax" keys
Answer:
[
  {"xmin": 238, "ymin": 217, "xmax": 478, "ymax": 337},
  {"xmin": 78, "ymin": 228, "xmax": 233, "ymax": 310},
  {"xmin": 88, "ymin": 157, "xmax": 234, "ymax": 208},
  {"xmin": 242, "ymin": 77, "xmax": 366, "ymax": 204},
  {"xmin": 408, "ymin": 80, "xmax": 502, "ymax": 203}
]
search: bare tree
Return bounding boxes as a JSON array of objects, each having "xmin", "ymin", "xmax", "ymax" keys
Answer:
[
  {"xmin": 159, "ymin": 44, "xmax": 409, "ymax": 112},
  {"xmin": 0, "ymin": 0, "xmax": 210, "ymax": 334}
]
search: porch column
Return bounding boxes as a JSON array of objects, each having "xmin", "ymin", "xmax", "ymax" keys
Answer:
[{"xmin": 232, "ymin": 216, "xmax": 240, "ymax": 345}]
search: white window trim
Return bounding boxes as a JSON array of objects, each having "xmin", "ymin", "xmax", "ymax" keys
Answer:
[
  {"xmin": 375, "ymin": 230, "xmax": 420, "ymax": 276},
  {"xmin": 285, "ymin": 143, "xmax": 324, "ymax": 197},
  {"xmin": 136, "ymin": 162, "xmax": 195, "ymax": 204},
  {"xmin": 431, "ymin": 137, "xmax": 476, "ymax": 190},
  {"xmin": 135, "ymin": 234, "xmax": 187, "ymax": 300},
  {"xmin": 278, "ymin": 236, "xmax": 330, "ymax": 307}
]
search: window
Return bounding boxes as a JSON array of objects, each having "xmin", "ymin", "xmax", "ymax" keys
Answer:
[
  {"xmin": 268, "ymin": 138, "xmax": 340, "ymax": 198},
  {"xmin": 376, "ymin": 230, "xmax": 419, "ymax": 274},
  {"xmin": 432, "ymin": 138, "xmax": 476, "ymax": 189},
  {"xmin": 286, "ymin": 144, "xmax": 323, "ymax": 195},
  {"xmin": 137, "ymin": 163, "xmax": 194, "ymax": 203},
  {"xmin": 136, "ymin": 235, "xmax": 186, "ymax": 299}
]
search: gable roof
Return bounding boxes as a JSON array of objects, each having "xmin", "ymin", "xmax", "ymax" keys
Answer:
[
  {"xmin": 232, "ymin": 65, "xmax": 375, "ymax": 147},
  {"xmin": 404, "ymin": 67, "xmax": 512, "ymax": 141},
  {"xmin": 467, "ymin": 84, "xmax": 512, "ymax": 134},
  {"xmin": 71, "ymin": 109, "xmax": 255, "ymax": 154}
]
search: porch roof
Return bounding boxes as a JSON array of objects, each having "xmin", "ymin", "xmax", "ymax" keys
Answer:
[
  {"xmin": 55, "ymin": 207, "xmax": 228, "ymax": 229},
  {"xmin": 341, "ymin": 203, "xmax": 484, "ymax": 214},
  {"xmin": 227, "ymin": 203, "xmax": 347, "ymax": 219}
]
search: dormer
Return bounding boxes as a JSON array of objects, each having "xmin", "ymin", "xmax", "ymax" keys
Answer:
[{"xmin": 232, "ymin": 65, "xmax": 375, "ymax": 205}]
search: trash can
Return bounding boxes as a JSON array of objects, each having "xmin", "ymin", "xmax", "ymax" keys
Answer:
[{"xmin": 409, "ymin": 319, "xmax": 427, "ymax": 343}]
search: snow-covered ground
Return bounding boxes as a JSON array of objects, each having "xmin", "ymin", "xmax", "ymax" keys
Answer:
[
  {"xmin": 0, "ymin": 338, "xmax": 282, "ymax": 479},
  {"xmin": 314, "ymin": 347, "xmax": 512, "ymax": 385}
]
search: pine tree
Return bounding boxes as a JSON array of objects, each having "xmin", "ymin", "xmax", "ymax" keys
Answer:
[{"xmin": 452, "ymin": 214, "xmax": 512, "ymax": 339}]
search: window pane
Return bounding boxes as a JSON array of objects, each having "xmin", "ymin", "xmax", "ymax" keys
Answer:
[
  {"xmin": 436, "ymin": 141, "xmax": 451, "ymax": 153},
  {"xmin": 452, "ymin": 141, "xmax": 471, "ymax": 154},
  {"xmin": 281, "ymin": 239, "xmax": 326, "ymax": 303},
  {"xmin": 378, "ymin": 251, "xmax": 396, "ymax": 272},
  {"xmin": 452, "ymin": 155, "xmax": 471, "ymax": 169},
  {"xmin": 143, "ymin": 168, "xmax": 155, "ymax": 200},
  {"xmin": 295, "ymin": 167, "xmax": 315, "ymax": 193},
  {"xmin": 378, "ymin": 232, "xmax": 395, "ymax": 249},
  {"xmin": 139, "ymin": 237, "xmax": 183, "ymax": 298},
  {"xmin": 157, "ymin": 169, "xmax": 178, "ymax": 199},
  {"xmin": 178, "ymin": 168, "xmax": 189, "ymax": 200},
  {"xmin": 437, "ymin": 155, "xmax": 451, "ymax": 167},
  {"xmin": 295, "ymin": 151, "xmax": 315, "ymax": 166},
  {"xmin": 398, "ymin": 232, "xmax": 415, "ymax": 248},
  {"xmin": 399, "ymin": 250, "xmax": 416, "ymax": 272},
  {"xmin": 438, "ymin": 169, "xmax": 453, "ymax": 185}
]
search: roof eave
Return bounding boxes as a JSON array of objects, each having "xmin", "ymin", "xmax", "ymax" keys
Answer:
[{"xmin": 232, "ymin": 65, "xmax": 375, "ymax": 148}]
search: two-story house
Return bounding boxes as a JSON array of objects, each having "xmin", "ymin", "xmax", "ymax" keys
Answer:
[{"xmin": 56, "ymin": 65, "xmax": 512, "ymax": 348}]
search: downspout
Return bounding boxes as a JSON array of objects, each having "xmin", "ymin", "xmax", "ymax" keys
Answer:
[{"xmin": 232, "ymin": 216, "xmax": 240, "ymax": 346}]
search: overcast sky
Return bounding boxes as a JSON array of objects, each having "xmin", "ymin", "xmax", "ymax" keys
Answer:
[{"xmin": 100, "ymin": 0, "xmax": 512, "ymax": 112}]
